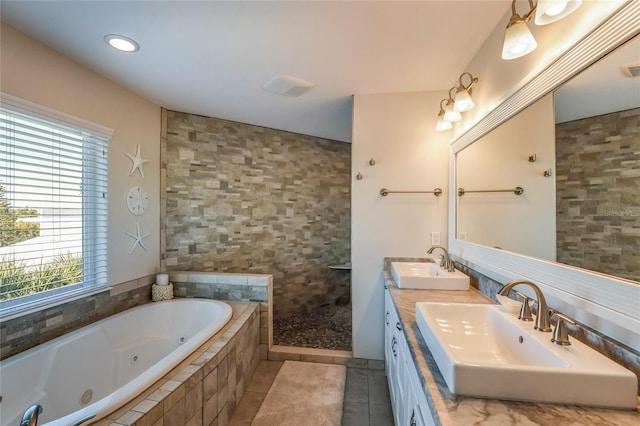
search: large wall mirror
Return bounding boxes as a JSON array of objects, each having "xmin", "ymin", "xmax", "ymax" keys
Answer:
[
  {"xmin": 448, "ymin": 1, "xmax": 639, "ymax": 351},
  {"xmin": 456, "ymin": 35, "xmax": 639, "ymax": 283}
]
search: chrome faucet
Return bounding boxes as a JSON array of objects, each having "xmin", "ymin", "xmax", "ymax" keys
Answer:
[
  {"xmin": 20, "ymin": 404, "xmax": 43, "ymax": 426},
  {"xmin": 427, "ymin": 245, "xmax": 455, "ymax": 272},
  {"xmin": 497, "ymin": 280, "xmax": 552, "ymax": 332}
]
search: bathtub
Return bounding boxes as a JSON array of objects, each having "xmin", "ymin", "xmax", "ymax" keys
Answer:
[{"xmin": 0, "ymin": 298, "xmax": 232, "ymax": 426}]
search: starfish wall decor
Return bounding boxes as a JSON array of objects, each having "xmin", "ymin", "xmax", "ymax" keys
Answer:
[
  {"xmin": 126, "ymin": 221, "xmax": 151, "ymax": 254},
  {"xmin": 124, "ymin": 143, "xmax": 150, "ymax": 177}
]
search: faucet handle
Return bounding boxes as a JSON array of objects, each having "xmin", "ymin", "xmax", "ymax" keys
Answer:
[
  {"xmin": 446, "ymin": 258, "xmax": 455, "ymax": 272},
  {"xmin": 514, "ymin": 291, "xmax": 533, "ymax": 322},
  {"xmin": 20, "ymin": 404, "xmax": 43, "ymax": 426},
  {"xmin": 549, "ymin": 310, "xmax": 576, "ymax": 346}
]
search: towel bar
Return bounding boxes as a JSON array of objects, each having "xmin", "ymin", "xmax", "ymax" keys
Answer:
[
  {"xmin": 380, "ymin": 188, "xmax": 443, "ymax": 197},
  {"xmin": 457, "ymin": 186, "xmax": 524, "ymax": 196}
]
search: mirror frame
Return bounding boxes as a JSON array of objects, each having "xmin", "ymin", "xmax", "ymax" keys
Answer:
[{"xmin": 448, "ymin": 1, "xmax": 640, "ymax": 351}]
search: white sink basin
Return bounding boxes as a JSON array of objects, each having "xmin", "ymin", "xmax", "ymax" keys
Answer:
[
  {"xmin": 415, "ymin": 302, "xmax": 638, "ymax": 409},
  {"xmin": 391, "ymin": 262, "xmax": 469, "ymax": 290}
]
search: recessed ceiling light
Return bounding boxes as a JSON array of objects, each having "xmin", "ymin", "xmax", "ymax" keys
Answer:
[{"xmin": 104, "ymin": 34, "xmax": 140, "ymax": 52}]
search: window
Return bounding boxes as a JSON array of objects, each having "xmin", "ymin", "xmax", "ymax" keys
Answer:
[{"xmin": 0, "ymin": 94, "xmax": 110, "ymax": 317}]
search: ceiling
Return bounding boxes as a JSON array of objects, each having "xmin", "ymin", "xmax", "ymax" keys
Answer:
[
  {"xmin": 555, "ymin": 35, "xmax": 640, "ymax": 123},
  {"xmin": 0, "ymin": 1, "xmax": 511, "ymax": 142}
]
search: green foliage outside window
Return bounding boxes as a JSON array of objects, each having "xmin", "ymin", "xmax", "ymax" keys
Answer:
[
  {"xmin": 0, "ymin": 184, "xmax": 41, "ymax": 247},
  {"xmin": 0, "ymin": 184, "xmax": 81, "ymax": 300},
  {"xmin": 0, "ymin": 253, "xmax": 83, "ymax": 301}
]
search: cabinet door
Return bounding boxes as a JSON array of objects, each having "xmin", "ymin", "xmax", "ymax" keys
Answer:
[
  {"xmin": 384, "ymin": 288, "xmax": 393, "ymax": 373},
  {"xmin": 384, "ymin": 288, "xmax": 404, "ymax": 425},
  {"xmin": 406, "ymin": 357, "xmax": 436, "ymax": 426},
  {"xmin": 405, "ymin": 387, "xmax": 420, "ymax": 426},
  {"xmin": 386, "ymin": 289, "xmax": 437, "ymax": 426}
]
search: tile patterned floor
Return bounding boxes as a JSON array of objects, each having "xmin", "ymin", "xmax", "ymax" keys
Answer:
[
  {"xmin": 229, "ymin": 359, "xmax": 393, "ymax": 426},
  {"xmin": 273, "ymin": 304, "xmax": 353, "ymax": 351}
]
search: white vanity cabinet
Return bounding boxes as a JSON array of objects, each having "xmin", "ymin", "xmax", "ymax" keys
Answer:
[
  {"xmin": 385, "ymin": 286, "xmax": 406, "ymax": 425},
  {"xmin": 385, "ymin": 286, "xmax": 436, "ymax": 426},
  {"xmin": 405, "ymin": 350, "xmax": 435, "ymax": 426}
]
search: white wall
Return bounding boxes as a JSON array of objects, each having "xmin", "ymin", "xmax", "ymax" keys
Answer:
[
  {"xmin": 457, "ymin": 93, "xmax": 555, "ymax": 260},
  {"xmin": 351, "ymin": 92, "xmax": 450, "ymax": 359},
  {"xmin": 1, "ymin": 23, "xmax": 161, "ymax": 286},
  {"xmin": 349, "ymin": 1, "xmax": 629, "ymax": 360},
  {"xmin": 452, "ymin": 0, "xmax": 626, "ymax": 139}
]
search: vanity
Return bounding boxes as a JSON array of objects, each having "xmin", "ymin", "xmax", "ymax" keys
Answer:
[
  {"xmin": 383, "ymin": 258, "xmax": 640, "ymax": 425},
  {"xmin": 377, "ymin": 4, "xmax": 640, "ymax": 422}
]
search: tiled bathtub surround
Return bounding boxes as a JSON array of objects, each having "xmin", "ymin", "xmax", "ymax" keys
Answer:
[
  {"xmin": 555, "ymin": 107, "xmax": 640, "ymax": 282},
  {"xmin": 2, "ymin": 272, "xmax": 265, "ymax": 425},
  {"xmin": 95, "ymin": 301, "xmax": 261, "ymax": 426},
  {"xmin": 1, "ymin": 270, "xmax": 271, "ymax": 364},
  {"xmin": 162, "ymin": 109, "xmax": 351, "ymax": 319},
  {"xmin": 169, "ymin": 271, "xmax": 272, "ymax": 359}
]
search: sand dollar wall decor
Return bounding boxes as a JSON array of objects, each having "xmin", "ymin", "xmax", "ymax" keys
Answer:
[{"xmin": 126, "ymin": 185, "xmax": 149, "ymax": 216}]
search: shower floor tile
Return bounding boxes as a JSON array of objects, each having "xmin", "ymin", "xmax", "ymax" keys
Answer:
[{"xmin": 273, "ymin": 304, "xmax": 352, "ymax": 351}]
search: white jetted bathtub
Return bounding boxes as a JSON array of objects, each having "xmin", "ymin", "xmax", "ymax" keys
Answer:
[{"xmin": 1, "ymin": 298, "xmax": 232, "ymax": 426}]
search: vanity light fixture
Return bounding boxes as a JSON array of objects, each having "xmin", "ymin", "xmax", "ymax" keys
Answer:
[
  {"xmin": 453, "ymin": 72, "xmax": 479, "ymax": 113},
  {"xmin": 435, "ymin": 99, "xmax": 453, "ymax": 132},
  {"xmin": 502, "ymin": 0, "xmax": 582, "ymax": 60},
  {"xmin": 104, "ymin": 34, "xmax": 140, "ymax": 52},
  {"xmin": 443, "ymin": 88, "xmax": 462, "ymax": 123},
  {"xmin": 502, "ymin": 0, "xmax": 538, "ymax": 60},
  {"xmin": 535, "ymin": 0, "xmax": 582, "ymax": 25},
  {"xmin": 435, "ymin": 74, "xmax": 479, "ymax": 131}
]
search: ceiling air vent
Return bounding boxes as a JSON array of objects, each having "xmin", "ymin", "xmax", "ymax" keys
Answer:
[
  {"xmin": 621, "ymin": 60, "xmax": 640, "ymax": 78},
  {"xmin": 262, "ymin": 75, "xmax": 315, "ymax": 97}
]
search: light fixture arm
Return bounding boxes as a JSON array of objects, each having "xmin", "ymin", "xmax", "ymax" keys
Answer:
[
  {"xmin": 508, "ymin": 0, "xmax": 537, "ymax": 27},
  {"xmin": 457, "ymin": 72, "xmax": 479, "ymax": 93},
  {"xmin": 447, "ymin": 87, "xmax": 457, "ymax": 103},
  {"xmin": 438, "ymin": 99, "xmax": 448, "ymax": 113}
]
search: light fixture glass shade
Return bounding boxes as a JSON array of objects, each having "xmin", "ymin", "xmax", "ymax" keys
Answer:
[
  {"xmin": 501, "ymin": 20, "xmax": 537, "ymax": 60},
  {"xmin": 534, "ymin": 0, "xmax": 582, "ymax": 25},
  {"xmin": 443, "ymin": 102, "xmax": 461, "ymax": 122},
  {"xmin": 436, "ymin": 115, "xmax": 453, "ymax": 131},
  {"xmin": 453, "ymin": 89, "xmax": 474, "ymax": 112}
]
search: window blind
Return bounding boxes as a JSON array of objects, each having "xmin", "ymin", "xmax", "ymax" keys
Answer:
[{"xmin": 0, "ymin": 102, "xmax": 109, "ymax": 316}]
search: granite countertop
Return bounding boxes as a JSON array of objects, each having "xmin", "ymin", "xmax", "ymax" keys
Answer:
[{"xmin": 383, "ymin": 261, "xmax": 640, "ymax": 426}]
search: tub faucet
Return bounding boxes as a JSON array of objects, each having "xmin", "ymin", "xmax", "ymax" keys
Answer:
[
  {"xmin": 20, "ymin": 404, "xmax": 42, "ymax": 426},
  {"xmin": 427, "ymin": 245, "xmax": 455, "ymax": 272},
  {"xmin": 498, "ymin": 280, "xmax": 552, "ymax": 332}
]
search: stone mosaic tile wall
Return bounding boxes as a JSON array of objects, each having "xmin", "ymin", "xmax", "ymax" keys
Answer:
[
  {"xmin": 0, "ymin": 278, "xmax": 154, "ymax": 360},
  {"xmin": 163, "ymin": 110, "xmax": 351, "ymax": 319},
  {"xmin": 555, "ymin": 108, "xmax": 640, "ymax": 282}
]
